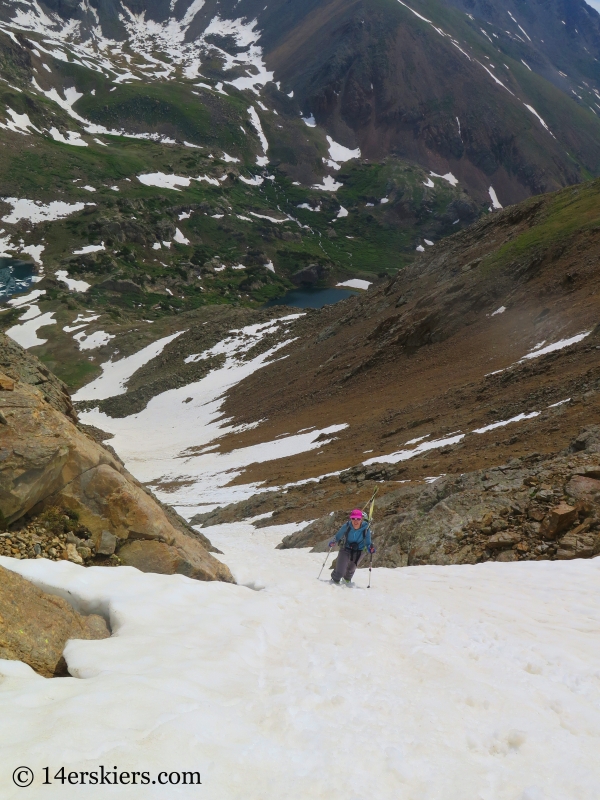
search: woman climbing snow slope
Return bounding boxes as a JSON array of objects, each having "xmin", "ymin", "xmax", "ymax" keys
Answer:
[{"xmin": 329, "ymin": 509, "xmax": 375, "ymax": 585}]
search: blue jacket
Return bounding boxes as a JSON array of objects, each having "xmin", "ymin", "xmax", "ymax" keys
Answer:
[{"xmin": 334, "ymin": 520, "xmax": 372, "ymax": 551}]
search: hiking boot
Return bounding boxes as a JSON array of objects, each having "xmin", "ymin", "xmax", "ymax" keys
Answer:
[
  {"xmin": 342, "ymin": 578, "xmax": 352, "ymax": 586},
  {"xmin": 330, "ymin": 577, "xmax": 341, "ymax": 584}
]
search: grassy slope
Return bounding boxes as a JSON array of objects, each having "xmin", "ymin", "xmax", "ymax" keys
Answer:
[{"xmin": 483, "ymin": 179, "xmax": 600, "ymax": 274}]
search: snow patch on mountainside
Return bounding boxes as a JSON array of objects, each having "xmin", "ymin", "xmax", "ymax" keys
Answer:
[
  {"xmin": 337, "ymin": 279, "xmax": 371, "ymax": 290},
  {"xmin": 1, "ymin": 198, "xmax": 88, "ymax": 224},
  {"xmin": 247, "ymin": 106, "xmax": 269, "ymax": 166},
  {"xmin": 119, "ymin": 0, "xmax": 207, "ymax": 79},
  {"xmin": 524, "ymin": 104, "xmax": 555, "ymax": 136},
  {"xmin": 137, "ymin": 172, "xmax": 191, "ymax": 190},
  {"xmin": 73, "ymin": 331, "xmax": 186, "ymax": 401},
  {"xmin": 430, "ymin": 171, "xmax": 459, "ymax": 186},
  {"xmin": 313, "ymin": 176, "xmax": 343, "ymax": 191},
  {"xmin": 489, "ymin": 186, "xmax": 503, "ymax": 209},
  {"xmin": 206, "ymin": 17, "xmax": 274, "ymax": 94},
  {"xmin": 326, "ymin": 136, "xmax": 360, "ymax": 164},
  {"xmin": 519, "ymin": 331, "xmax": 591, "ymax": 361},
  {"xmin": 6, "ymin": 307, "xmax": 56, "ymax": 348},
  {"xmin": 8, "ymin": 4, "xmax": 273, "ymax": 94},
  {"xmin": 55, "ymin": 270, "xmax": 90, "ymax": 292},
  {"xmin": 0, "ymin": 107, "xmax": 41, "ymax": 135}
]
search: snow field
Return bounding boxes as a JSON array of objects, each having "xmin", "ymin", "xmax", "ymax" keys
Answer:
[
  {"xmin": 489, "ymin": 186, "xmax": 503, "ymax": 210},
  {"xmin": 326, "ymin": 135, "xmax": 360, "ymax": 165},
  {"xmin": 520, "ymin": 332, "xmax": 591, "ymax": 361},
  {"xmin": 364, "ymin": 395, "xmax": 571, "ymax": 465},
  {"xmin": 71, "ymin": 315, "xmax": 589, "ymax": 512},
  {"xmin": 1, "ymin": 526, "xmax": 600, "ymax": 799},
  {"xmin": 72, "ymin": 243, "xmax": 105, "ymax": 255},
  {"xmin": 247, "ymin": 106, "xmax": 269, "ymax": 166},
  {"xmin": 73, "ymin": 328, "xmax": 114, "ymax": 351},
  {"xmin": 484, "ymin": 331, "xmax": 591, "ymax": 376},
  {"xmin": 430, "ymin": 170, "xmax": 459, "ymax": 187},
  {"xmin": 336, "ymin": 279, "xmax": 372, "ymax": 290}
]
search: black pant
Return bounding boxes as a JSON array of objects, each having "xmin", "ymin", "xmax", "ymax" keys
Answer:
[{"xmin": 332, "ymin": 548, "xmax": 365, "ymax": 582}]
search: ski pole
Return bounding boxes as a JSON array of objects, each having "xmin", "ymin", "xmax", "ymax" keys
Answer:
[
  {"xmin": 318, "ymin": 546, "xmax": 333, "ymax": 580},
  {"xmin": 367, "ymin": 551, "xmax": 373, "ymax": 589}
]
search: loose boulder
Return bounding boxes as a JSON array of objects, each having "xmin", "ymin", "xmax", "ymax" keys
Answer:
[
  {"xmin": 496, "ymin": 550, "xmax": 518, "ymax": 562},
  {"xmin": 117, "ymin": 537, "xmax": 231, "ymax": 582},
  {"xmin": 487, "ymin": 531, "xmax": 522, "ymax": 549},
  {"xmin": 57, "ymin": 463, "xmax": 180, "ymax": 543},
  {"xmin": 0, "ymin": 565, "xmax": 110, "ymax": 677},
  {"xmin": 569, "ymin": 427, "xmax": 600, "ymax": 454},
  {"xmin": 93, "ymin": 529, "xmax": 117, "ymax": 556},
  {"xmin": 541, "ymin": 503, "xmax": 578, "ymax": 539},
  {"xmin": 565, "ymin": 475, "xmax": 600, "ymax": 501}
]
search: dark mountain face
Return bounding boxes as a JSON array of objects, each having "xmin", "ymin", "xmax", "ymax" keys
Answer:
[
  {"xmin": 444, "ymin": 0, "xmax": 600, "ymax": 90},
  {"xmin": 254, "ymin": 0, "xmax": 600, "ymax": 203}
]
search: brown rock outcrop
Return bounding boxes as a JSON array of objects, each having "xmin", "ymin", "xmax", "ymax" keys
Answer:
[
  {"xmin": 0, "ymin": 354, "xmax": 233, "ymax": 584},
  {"xmin": 556, "ymin": 524, "xmax": 600, "ymax": 560},
  {"xmin": 269, "ymin": 437, "xmax": 600, "ymax": 568},
  {"xmin": 0, "ymin": 373, "xmax": 15, "ymax": 391},
  {"xmin": 0, "ymin": 565, "xmax": 110, "ymax": 677},
  {"xmin": 541, "ymin": 503, "xmax": 578, "ymax": 539}
]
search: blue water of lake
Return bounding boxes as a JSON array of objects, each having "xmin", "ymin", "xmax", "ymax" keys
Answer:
[
  {"xmin": 264, "ymin": 286, "xmax": 358, "ymax": 309},
  {"xmin": 0, "ymin": 257, "xmax": 37, "ymax": 302}
]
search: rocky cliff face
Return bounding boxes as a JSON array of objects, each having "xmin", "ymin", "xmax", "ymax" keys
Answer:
[
  {"xmin": 0, "ymin": 332, "xmax": 76, "ymax": 422},
  {"xmin": 0, "ymin": 334, "xmax": 233, "ymax": 583}
]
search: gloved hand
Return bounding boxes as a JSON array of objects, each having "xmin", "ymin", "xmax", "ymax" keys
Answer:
[
  {"xmin": 368, "ymin": 544, "xmax": 376, "ymax": 554},
  {"xmin": 328, "ymin": 539, "xmax": 336, "ymax": 548}
]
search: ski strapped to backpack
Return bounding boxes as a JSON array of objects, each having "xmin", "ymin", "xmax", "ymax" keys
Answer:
[
  {"xmin": 366, "ymin": 487, "xmax": 378, "ymax": 588},
  {"xmin": 340, "ymin": 486, "xmax": 378, "ymax": 550}
]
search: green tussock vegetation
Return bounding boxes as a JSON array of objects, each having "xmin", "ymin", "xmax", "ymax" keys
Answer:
[{"xmin": 482, "ymin": 179, "xmax": 600, "ymax": 273}]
